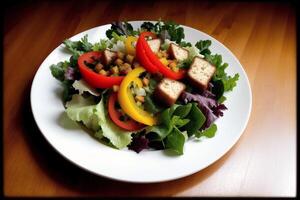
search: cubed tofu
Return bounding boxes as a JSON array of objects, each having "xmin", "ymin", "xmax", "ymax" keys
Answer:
[
  {"xmin": 147, "ymin": 39, "xmax": 161, "ymax": 53},
  {"xmin": 154, "ymin": 78, "xmax": 186, "ymax": 106},
  {"xmin": 102, "ymin": 49, "xmax": 117, "ymax": 66},
  {"xmin": 187, "ymin": 56, "xmax": 216, "ymax": 91},
  {"xmin": 168, "ymin": 43, "xmax": 189, "ymax": 61}
]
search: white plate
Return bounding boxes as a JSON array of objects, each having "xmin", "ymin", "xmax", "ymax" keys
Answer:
[{"xmin": 30, "ymin": 21, "xmax": 252, "ymax": 183}]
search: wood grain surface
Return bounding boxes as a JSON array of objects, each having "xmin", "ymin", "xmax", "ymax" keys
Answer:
[{"xmin": 3, "ymin": 0, "xmax": 296, "ymax": 197}]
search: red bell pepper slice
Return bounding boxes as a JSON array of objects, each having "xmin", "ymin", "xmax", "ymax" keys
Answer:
[
  {"xmin": 139, "ymin": 35, "xmax": 186, "ymax": 80},
  {"xmin": 108, "ymin": 92, "xmax": 145, "ymax": 131},
  {"xmin": 136, "ymin": 37, "xmax": 159, "ymax": 73},
  {"xmin": 78, "ymin": 51, "xmax": 124, "ymax": 88}
]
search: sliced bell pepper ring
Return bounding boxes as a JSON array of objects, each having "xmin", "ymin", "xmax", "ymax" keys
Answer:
[
  {"xmin": 78, "ymin": 51, "xmax": 124, "ymax": 88},
  {"xmin": 136, "ymin": 37, "xmax": 159, "ymax": 74},
  {"xmin": 125, "ymin": 36, "xmax": 137, "ymax": 55},
  {"xmin": 139, "ymin": 35, "xmax": 186, "ymax": 80},
  {"xmin": 118, "ymin": 67, "xmax": 157, "ymax": 126},
  {"xmin": 108, "ymin": 92, "xmax": 145, "ymax": 131}
]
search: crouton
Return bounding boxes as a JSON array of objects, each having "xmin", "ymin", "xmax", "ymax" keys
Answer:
[
  {"xmin": 147, "ymin": 39, "xmax": 161, "ymax": 53},
  {"xmin": 154, "ymin": 78, "xmax": 186, "ymax": 106},
  {"xmin": 168, "ymin": 43, "xmax": 189, "ymax": 61},
  {"xmin": 102, "ymin": 49, "xmax": 117, "ymax": 66},
  {"xmin": 187, "ymin": 56, "xmax": 216, "ymax": 91}
]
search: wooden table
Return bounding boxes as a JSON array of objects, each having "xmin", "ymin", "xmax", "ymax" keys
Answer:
[{"xmin": 4, "ymin": 0, "xmax": 296, "ymax": 197}]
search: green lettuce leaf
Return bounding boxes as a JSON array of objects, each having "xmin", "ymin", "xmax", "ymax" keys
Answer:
[
  {"xmin": 65, "ymin": 94, "xmax": 132, "ymax": 149},
  {"xmin": 183, "ymin": 103, "xmax": 206, "ymax": 136},
  {"xmin": 72, "ymin": 79, "xmax": 100, "ymax": 96},
  {"xmin": 66, "ymin": 94, "xmax": 100, "ymax": 131},
  {"xmin": 195, "ymin": 124, "xmax": 217, "ymax": 138},
  {"xmin": 165, "ymin": 127, "xmax": 185, "ymax": 155}
]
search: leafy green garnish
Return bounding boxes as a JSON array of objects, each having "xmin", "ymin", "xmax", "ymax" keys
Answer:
[
  {"xmin": 171, "ymin": 116, "xmax": 190, "ymax": 128},
  {"xmin": 143, "ymin": 20, "xmax": 185, "ymax": 43},
  {"xmin": 144, "ymin": 78, "xmax": 163, "ymax": 114},
  {"xmin": 141, "ymin": 22, "xmax": 155, "ymax": 31},
  {"xmin": 224, "ymin": 73, "xmax": 239, "ymax": 91},
  {"xmin": 144, "ymin": 95, "xmax": 162, "ymax": 114},
  {"xmin": 50, "ymin": 61, "xmax": 77, "ymax": 103},
  {"xmin": 163, "ymin": 21, "xmax": 185, "ymax": 43},
  {"xmin": 205, "ymin": 54, "xmax": 239, "ymax": 92},
  {"xmin": 177, "ymin": 58, "xmax": 193, "ymax": 69},
  {"xmin": 62, "ymin": 80, "xmax": 77, "ymax": 103},
  {"xmin": 183, "ymin": 103, "xmax": 206, "ymax": 136},
  {"xmin": 195, "ymin": 124, "xmax": 217, "ymax": 138},
  {"xmin": 92, "ymin": 39, "xmax": 110, "ymax": 51},
  {"xmin": 50, "ymin": 61, "xmax": 69, "ymax": 81},
  {"xmin": 217, "ymin": 96, "xmax": 227, "ymax": 103},
  {"xmin": 195, "ymin": 40, "xmax": 212, "ymax": 55},
  {"xmin": 165, "ymin": 127, "xmax": 185, "ymax": 155},
  {"xmin": 173, "ymin": 103, "xmax": 192, "ymax": 118},
  {"xmin": 146, "ymin": 103, "xmax": 206, "ymax": 154},
  {"xmin": 211, "ymin": 79, "xmax": 225, "ymax": 100},
  {"xmin": 179, "ymin": 41, "xmax": 192, "ymax": 47},
  {"xmin": 106, "ymin": 21, "xmax": 138, "ymax": 39},
  {"xmin": 63, "ymin": 34, "xmax": 92, "ymax": 56}
]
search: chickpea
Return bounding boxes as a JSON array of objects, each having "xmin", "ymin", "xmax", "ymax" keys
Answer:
[
  {"xmin": 133, "ymin": 62, "xmax": 140, "ymax": 68},
  {"xmin": 94, "ymin": 63, "xmax": 104, "ymax": 72},
  {"xmin": 125, "ymin": 54, "xmax": 135, "ymax": 64},
  {"xmin": 114, "ymin": 58, "xmax": 124, "ymax": 66},
  {"xmin": 169, "ymin": 62, "xmax": 177, "ymax": 69},
  {"xmin": 110, "ymin": 66, "xmax": 119, "ymax": 75},
  {"xmin": 117, "ymin": 51, "xmax": 125, "ymax": 60},
  {"xmin": 112, "ymin": 85, "xmax": 119, "ymax": 92},
  {"xmin": 171, "ymin": 65, "xmax": 179, "ymax": 73},
  {"xmin": 142, "ymin": 77, "xmax": 149, "ymax": 86},
  {"xmin": 120, "ymin": 63, "xmax": 132, "ymax": 75},
  {"xmin": 99, "ymin": 69, "xmax": 108, "ymax": 76},
  {"xmin": 161, "ymin": 50, "xmax": 169, "ymax": 58}
]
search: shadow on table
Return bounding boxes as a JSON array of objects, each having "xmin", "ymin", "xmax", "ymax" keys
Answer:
[{"xmin": 21, "ymin": 81, "xmax": 233, "ymax": 197}]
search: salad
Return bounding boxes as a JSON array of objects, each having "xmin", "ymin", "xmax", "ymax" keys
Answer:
[{"xmin": 50, "ymin": 21, "xmax": 239, "ymax": 155}]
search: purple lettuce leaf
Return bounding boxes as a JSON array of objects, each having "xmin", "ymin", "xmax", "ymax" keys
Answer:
[
  {"xmin": 128, "ymin": 135, "xmax": 149, "ymax": 153},
  {"xmin": 181, "ymin": 91, "xmax": 227, "ymax": 129}
]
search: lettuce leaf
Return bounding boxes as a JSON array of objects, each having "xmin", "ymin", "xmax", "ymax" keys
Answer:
[
  {"xmin": 63, "ymin": 34, "xmax": 92, "ymax": 56},
  {"xmin": 205, "ymin": 54, "xmax": 239, "ymax": 92},
  {"xmin": 165, "ymin": 127, "xmax": 185, "ymax": 155},
  {"xmin": 65, "ymin": 94, "xmax": 132, "ymax": 149},
  {"xmin": 66, "ymin": 94, "xmax": 100, "ymax": 131},
  {"xmin": 195, "ymin": 123, "xmax": 217, "ymax": 138},
  {"xmin": 72, "ymin": 79, "xmax": 100, "ymax": 96},
  {"xmin": 181, "ymin": 91, "xmax": 227, "ymax": 129}
]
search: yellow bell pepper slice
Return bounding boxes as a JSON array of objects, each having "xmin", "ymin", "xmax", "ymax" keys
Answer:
[
  {"xmin": 125, "ymin": 36, "xmax": 138, "ymax": 55},
  {"xmin": 118, "ymin": 67, "xmax": 157, "ymax": 126},
  {"xmin": 159, "ymin": 57, "xmax": 169, "ymax": 66}
]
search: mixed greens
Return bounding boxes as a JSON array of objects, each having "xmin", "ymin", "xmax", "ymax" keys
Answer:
[{"xmin": 50, "ymin": 21, "xmax": 239, "ymax": 155}]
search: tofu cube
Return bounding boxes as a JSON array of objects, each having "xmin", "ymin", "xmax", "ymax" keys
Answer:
[
  {"xmin": 154, "ymin": 78, "xmax": 186, "ymax": 106},
  {"xmin": 147, "ymin": 39, "xmax": 161, "ymax": 53},
  {"xmin": 102, "ymin": 49, "xmax": 117, "ymax": 66},
  {"xmin": 187, "ymin": 56, "xmax": 216, "ymax": 91},
  {"xmin": 168, "ymin": 43, "xmax": 189, "ymax": 61}
]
